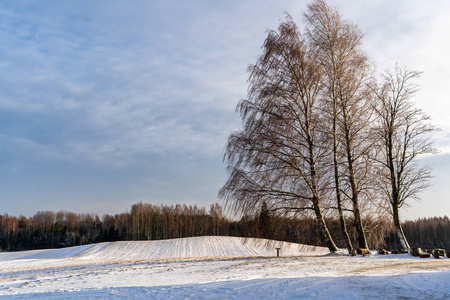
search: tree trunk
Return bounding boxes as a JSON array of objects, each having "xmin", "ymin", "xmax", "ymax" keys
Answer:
[
  {"xmin": 309, "ymin": 135, "xmax": 339, "ymax": 253},
  {"xmin": 343, "ymin": 111, "xmax": 368, "ymax": 250},
  {"xmin": 392, "ymin": 204, "xmax": 410, "ymax": 250},
  {"xmin": 347, "ymin": 154, "xmax": 368, "ymax": 249},
  {"xmin": 335, "ymin": 190, "xmax": 352, "ymax": 252},
  {"xmin": 332, "ymin": 123, "xmax": 353, "ymax": 252},
  {"xmin": 313, "ymin": 197, "xmax": 339, "ymax": 253},
  {"xmin": 351, "ymin": 196, "xmax": 368, "ymax": 249},
  {"xmin": 388, "ymin": 130, "xmax": 410, "ymax": 250}
]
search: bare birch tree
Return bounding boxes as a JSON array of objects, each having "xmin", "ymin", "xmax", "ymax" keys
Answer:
[
  {"xmin": 304, "ymin": 0, "xmax": 374, "ymax": 250},
  {"xmin": 372, "ymin": 66, "xmax": 438, "ymax": 250},
  {"xmin": 219, "ymin": 15, "xmax": 339, "ymax": 252}
]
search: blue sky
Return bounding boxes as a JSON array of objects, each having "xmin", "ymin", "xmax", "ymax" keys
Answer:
[{"xmin": 0, "ymin": 0, "xmax": 449, "ymax": 220}]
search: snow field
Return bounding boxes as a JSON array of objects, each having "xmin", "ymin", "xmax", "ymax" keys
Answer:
[
  {"xmin": 0, "ymin": 236, "xmax": 328, "ymax": 265},
  {"xmin": 1, "ymin": 236, "xmax": 449, "ymax": 299}
]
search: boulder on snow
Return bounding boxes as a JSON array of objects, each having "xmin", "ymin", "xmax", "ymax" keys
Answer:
[
  {"xmin": 430, "ymin": 249, "xmax": 445, "ymax": 259},
  {"xmin": 378, "ymin": 249, "xmax": 388, "ymax": 255},
  {"xmin": 411, "ymin": 248, "xmax": 422, "ymax": 257},
  {"xmin": 357, "ymin": 248, "xmax": 370, "ymax": 255}
]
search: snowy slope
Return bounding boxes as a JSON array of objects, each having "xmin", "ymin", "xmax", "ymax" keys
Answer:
[
  {"xmin": 77, "ymin": 236, "xmax": 329, "ymax": 261},
  {"xmin": 0, "ymin": 236, "xmax": 328, "ymax": 263}
]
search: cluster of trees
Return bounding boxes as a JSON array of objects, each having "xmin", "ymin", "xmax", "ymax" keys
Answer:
[
  {"xmin": 243, "ymin": 205, "xmax": 450, "ymax": 251},
  {"xmin": 220, "ymin": 0, "xmax": 437, "ymax": 253},
  {"xmin": 0, "ymin": 211, "xmax": 103, "ymax": 251},
  {"xmin": 238, "ymin": 202, "xmax": 392, "ymax": 250},
  {"xmin": 0, "ymin": 203, "xmax": 231, "ymax": 251},
  {"xmin": 247, "ymin": 211, "xmax": 450, "ymax": 251},
  {"xmin": 104, "ymin": 202, "xmax": 231, "ymax": 241}
]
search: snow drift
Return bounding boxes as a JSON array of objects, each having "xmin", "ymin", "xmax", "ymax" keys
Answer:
[{"xmin": 0, "ymin": 236, "xmax": 328, "ymax": 262}]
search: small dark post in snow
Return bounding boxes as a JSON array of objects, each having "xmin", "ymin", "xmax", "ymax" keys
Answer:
[{"xmin": 276, "ymin": 247, "xmax": 281, "ymax": 257}]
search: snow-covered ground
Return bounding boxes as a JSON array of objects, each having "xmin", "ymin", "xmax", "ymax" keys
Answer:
[{"xmin": 1, "ymin": 236, "xmax": 449, "ymax": 299}]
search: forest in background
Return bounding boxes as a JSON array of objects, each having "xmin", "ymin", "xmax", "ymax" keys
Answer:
[{"xmin": 1, "ymin": 202, "xmax": 449, "ymax": 252}]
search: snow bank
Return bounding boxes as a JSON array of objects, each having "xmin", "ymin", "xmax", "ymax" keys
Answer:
[{"xmin": 0, "ymin": 236, "xmax": 328, "ymax": 262}]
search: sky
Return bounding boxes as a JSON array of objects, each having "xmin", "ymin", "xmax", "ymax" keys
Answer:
[{"xmin": 0, "ymin": 0, "xmax": 449, "ymax": 220}]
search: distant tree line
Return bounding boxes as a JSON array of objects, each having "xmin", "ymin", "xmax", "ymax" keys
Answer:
[
  {"xmin": 387, "ymin": 216, "xmax": 450, "ymax": 250},
  {"xmin": 1, "ymin": 201, "xmax": 449, "ymax": 252},
  {"xmin": 0, "ymin": 203, "xmax": 231, "ymax": 251}
]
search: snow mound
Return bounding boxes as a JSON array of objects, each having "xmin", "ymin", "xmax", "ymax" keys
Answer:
[
  {"xmin": 77, "ymin": 236, "xmax": 329, "ymax": 260},
  {"xmin": 0, "ymin": 236, "xmax": 328, "ymax": 262}
]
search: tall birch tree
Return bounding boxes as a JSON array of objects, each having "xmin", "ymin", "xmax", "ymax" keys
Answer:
[
  {"xmin": 305, "ymin": 0, "xmax": 374, "ymax": 250},
  {"xmin": 219, "ymin": 15, "xmax": 339, "ymax": 252},
  {"xmin": 372, "ymin": 66, "xmax": 438, "ymax": 250}
]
